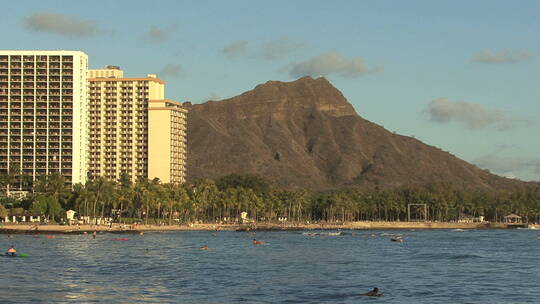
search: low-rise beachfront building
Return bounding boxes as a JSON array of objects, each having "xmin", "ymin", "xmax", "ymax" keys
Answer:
[
  {"xmin": 88, "ymin": 66, "xmax": 187, "ymax": 183},
  {"xmin": 2, "ymin": 210, "xmax": 42, "ymax": 223},
  {"xmin": 504, "ymin": 214, "xmax": 522, "ymax": 224},
  {"xmin": 0, "ymin": 50, "xmax": 89, "ymax": 193}
]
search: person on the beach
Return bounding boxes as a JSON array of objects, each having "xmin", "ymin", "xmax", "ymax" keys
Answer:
[
  {"xmin": 6, "ymin": 245, "xmax": 16, "ymax": 256},
  {"xmin": 360, "ymin": 287, "xmax": 383, "ymax": 296}
]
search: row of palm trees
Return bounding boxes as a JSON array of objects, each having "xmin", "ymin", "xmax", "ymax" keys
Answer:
[{"xmin": 1, "ymin": 172, "xmax": 540, "ymax": 224}]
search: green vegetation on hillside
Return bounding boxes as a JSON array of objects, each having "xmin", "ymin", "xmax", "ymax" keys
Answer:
[{"xmin": 1, "ymin": 173, "xmax": 539, "ymax": 224}]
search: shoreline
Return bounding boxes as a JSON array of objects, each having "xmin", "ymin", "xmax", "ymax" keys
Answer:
[{"xmin": 0, "ymin": 221, "xmax": 517, "ymax": 234}]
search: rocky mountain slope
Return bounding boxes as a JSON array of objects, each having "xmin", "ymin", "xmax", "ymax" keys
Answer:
[{"xmin": 186, "ymin": 76, "xmax": 534, "ymax": 190}]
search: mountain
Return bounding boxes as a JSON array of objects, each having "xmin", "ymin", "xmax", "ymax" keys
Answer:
[{"xmin": 186, "ymin": 76, "xmax": 534, "ymax": 190}]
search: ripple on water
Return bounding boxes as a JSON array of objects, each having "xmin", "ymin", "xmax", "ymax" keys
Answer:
[{"xmin": 1, "ymin": 229, "xmax": 539, "ymax": 303}]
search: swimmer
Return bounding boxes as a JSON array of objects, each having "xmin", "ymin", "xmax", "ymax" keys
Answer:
[
  {"xmin": 537, "ymin": 235, "xmax": 540, "ymax": 240},
  {"xmin": 391, "ymin": 236, "xmax": 403, "ymax": 242},
  {"xmin": 92, "ymin": 231, "xmax": 97, "ymax": 239},
  {"xmin": 6, "ymin": 245, "xmax": 16, "ymax": 256},
  {"xmin": 252, "ymin": 239, "xmax": 265, "ymax": 245},
  {"xmin": 199, "ymin": 245, "xmax": 209, "ymax": 250},
  {"xmin": 360, "ymin": 287, "xmax": 383, "ymax": 297},
  {"xmin": 139, "ymin": 232, "xmax": 144, "ymax": 236}
]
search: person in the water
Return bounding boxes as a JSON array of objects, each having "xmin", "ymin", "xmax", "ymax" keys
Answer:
[
  {"xmin": 6, "ymin": 245, "xmax": 16, "ymax": 256},
  {"xmin": 361, "ymin": 287, "xmax": 383, "ymax": 296},
  {"xmin": 252, "ymin": 239, "xmax": 265, "ymax": 245}
]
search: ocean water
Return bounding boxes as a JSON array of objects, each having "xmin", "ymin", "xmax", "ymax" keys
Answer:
[{"xmin": 0, "ymin": 229, "xmax": 539, "ymax": 303}]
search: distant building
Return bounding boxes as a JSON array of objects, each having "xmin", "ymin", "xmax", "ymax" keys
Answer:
[
  {"xmin": 148, "ymin": 99, "xmax": 187, "ymax": 183},
  {"xmin": 0, "ymin": 50, "xmax": 89, "ymax": 191},
  {"xmin": 504, "ymin": 214, "xmax": 522, "ymax": 224},
  {"xmin": 88, "ymin": 66, "xmax": 187, "ymax": 183}
]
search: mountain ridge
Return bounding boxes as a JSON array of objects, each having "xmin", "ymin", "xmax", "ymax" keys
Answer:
[{"xmin": 186, "ymin": 77, "xmax": 536, "ymax": 191}]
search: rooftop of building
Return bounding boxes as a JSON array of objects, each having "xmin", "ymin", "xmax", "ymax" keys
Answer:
[
  {"xmin": 0, "ymin": 50, "xmax": 88, "ymax": 55},
  {"xmin": 89, "ymin": 66, "xmax": 165, "ymax": 84}
]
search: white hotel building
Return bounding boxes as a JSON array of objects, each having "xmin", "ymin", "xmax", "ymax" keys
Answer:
[{"xmin": 0, "ymin": 50, "xmax": 89, "ymax": 190}]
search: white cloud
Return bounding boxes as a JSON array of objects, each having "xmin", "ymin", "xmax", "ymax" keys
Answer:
[
  {"xmin": 222, "ymin": 40, "xmax": 248, "ymax": 58},
  {"xmin": 289, "ymin": 52, "xmax": 379, "ymax": 78},
  {"xmin": 142, "ymin": 25, "xmax": 168, "ymax": 43},
  {"xmin": 473, "ymin": 50, "xmax": 533, "ymax": 64},
  {"xmin": 24, "ymin": 12, "xmax": 101, "ymax": 37},
  {"xmin": 426, "ymin": 98, "xmax": 503, "ymax": 129},
  {"xmin": 261, "ymin": 36, "xmax": 305, "ymax": 60},
  {"xmin": 473, "ymin": 154, "xmax": 540, "ymax": 180},
  {"xmin": 426, "ymin": 98, "xmax": 536, "ymax": 130},
  {"xmin": 159, "ymin": 64, "xmax": 186, "ymax": 78}
]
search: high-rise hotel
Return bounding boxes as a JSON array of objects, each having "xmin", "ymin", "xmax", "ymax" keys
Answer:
[
  {"xmin": 88, "ymin": 66, "xmax": 187, "ymax": 184},
  {"xmin": 0, "ymin": 51, "xmax": 187, "ymax": 192},
  {"xmin": 0, "ymin": 51, "xmax": 88, "ymax": 191}
]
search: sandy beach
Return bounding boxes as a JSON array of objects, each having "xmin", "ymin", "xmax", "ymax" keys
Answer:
[{"xmin": 0, "ymin": 221, "xmax": 509, "ymax": 234}]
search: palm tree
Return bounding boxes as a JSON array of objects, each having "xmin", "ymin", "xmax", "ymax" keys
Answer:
[
  {"xmin": 115, "ymin": 173, "xmax": 134, "ymax": 223},
  {"xmin": 86, "ymin": 177, "xmax": 113, "ymax": 224},
  {"xmin": 2, "ymin": 163, "xmax": 22, "ymax": 195}
]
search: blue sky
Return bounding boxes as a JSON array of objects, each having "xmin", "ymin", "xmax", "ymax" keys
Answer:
[{"xmin": 3, "ymin": 0, "xmax": 540, "ymax": 181}]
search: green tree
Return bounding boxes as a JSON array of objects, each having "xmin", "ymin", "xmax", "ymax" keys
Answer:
[{"xmin": 0, "ymin": 204, "xmax": 8, "ymax": 218}]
